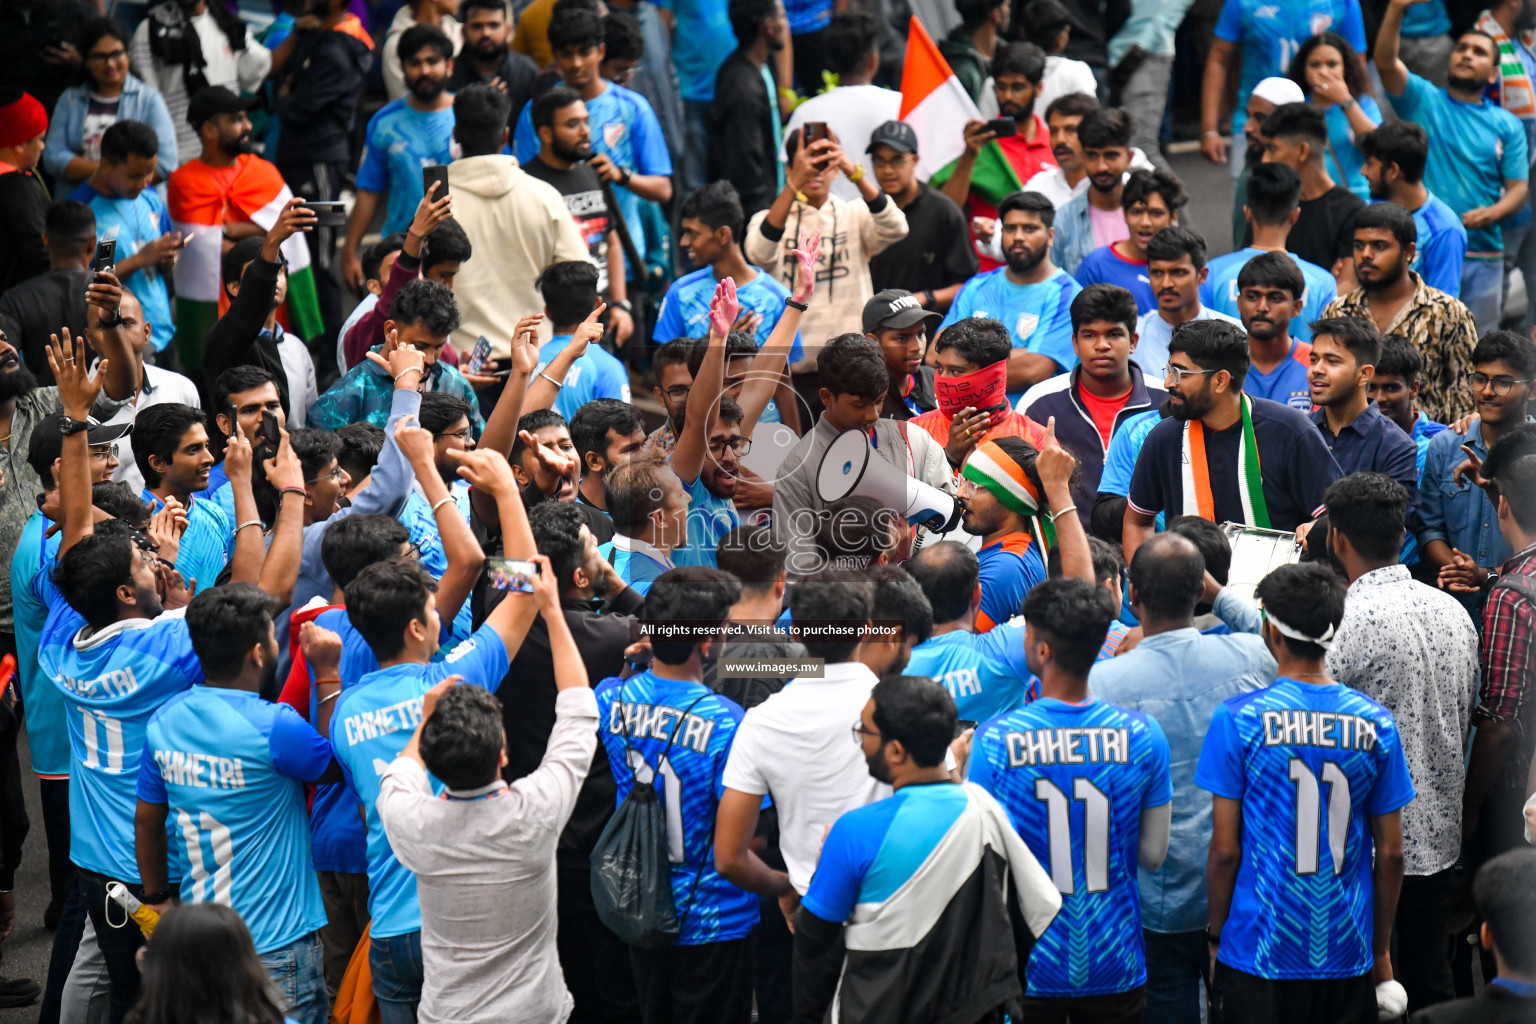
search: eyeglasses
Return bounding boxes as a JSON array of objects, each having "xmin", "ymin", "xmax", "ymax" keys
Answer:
[
  {"xmin": 662, "ymin": 386, "xmax": 691, "ymax": 401},
  {"xmin": 870, "ymin": 154, "xmax": 912, "ymax": 170},
  {"xmin": 851, "ymin": 721, "xmax": 881, "ymax": 745},
  {"xmin": 1469, "ymin": 372, "xmax": 1533, "ymax": 396},
  {"xmin": 86, "ymin": 48, "xmax": 127, "ymax": 63},
  {"xmin": 1164, "ymin": 364, "xmax": 1218, "ymax": 385},
  {"xmin": 306, "ymin": 465, "xmax": 347, "ymax": 486},
  {"xmin": 708, "ymin": 438, "xmax": 751, "ymax": 457},
  {"xmin": 403, "ymin": 540, "xmax": 422, "ymax": 561},
  {"xmin": 89, "ymin": 442, "xmax": 119, "ymax": 459},
  {"xmin": 435, "ymin": 427, "xmax": 473, "ymax": 442}
]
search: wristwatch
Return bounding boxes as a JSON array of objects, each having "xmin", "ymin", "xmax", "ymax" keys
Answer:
[
  {"xmin": 140, "ymin": 889, "xmax": 174, "ymax": 905},
  {"xmin": 57, "ymin": 416, "xmax": 91, "ymax": 437},
  {"xmin": 612, "ymin": 299, "xmax": 633, "ymax": 314},
  {"xmin": 1484, "ymin": 569, "xmax": 1502, "ymax": 590},
  {"xmin": 1204, "ymin": 926, "xmax": 1221, "ymax": 947}
]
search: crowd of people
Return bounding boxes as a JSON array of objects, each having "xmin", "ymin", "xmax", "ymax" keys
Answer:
[{"xmin": 0, "ymin": 0, "xmax": 1534, "ymax": 1022}]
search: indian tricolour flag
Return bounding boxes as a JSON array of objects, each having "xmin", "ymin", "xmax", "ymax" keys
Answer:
[
  {"xmin": 905, "ymin": 16, "xmax": 1024, "ymax": 207},
  {"xmin": 167, "ymin": 154, "xmax": 323, "ymax": 373}
]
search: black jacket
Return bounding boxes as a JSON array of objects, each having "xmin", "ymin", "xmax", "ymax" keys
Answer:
[
  {"xmin": 1410, "ymin": 985, "xmax": 1536, "ymax": 1024},
  {"xmin": 273, "ymin": 27, "xmax": 374, "ymax": 167},
  {"xmin": 202, "ymin": 255, "xmax": 291, "ymax": 416},
  {"xmin": 498, "ymin": 589, "xmax": 644, "ymax": 855},
  {"xmin": 0, "ymin": 168, "xmax": 50, "ymax": 296},
  {"xmin": 448, "ymin": 50, "xmax": 539, "ymax": 130},
  {"xmin": 0, "ymin": 268, "xmax": 90, "ymax": 383},
  {"xmin": 708, "ymin": 50, "xmax": 780, "ymax": 219}
]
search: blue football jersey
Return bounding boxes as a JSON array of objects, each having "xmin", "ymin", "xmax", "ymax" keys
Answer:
[
  {"xmin": 13, "ymin": 511, "xmax": 69, "ymax": 778},
  {"xmin": 302, "ymin": 607, "xmax": 382, "ymax": 875},
  {"xmin": 969, "ymin": 697, "xmax": 1172, "ymax": 997},
  {"xmin": 601, "ymin": 538, "xmax": 675, "ymax": 596},
  {"xmin": 39, "ymin": 600, "xmax": 204, "ymax": 881},
  {"xmin": 905, "ymin": 623, "xmax": 1035, "ymax": 724},
  {"xmin": 1194, "ymin": 678, "xmax": 1415, "ymax": 980},
  {"xmin": 137, "ymin": 687, "xmax": 331, "ymax": 952},
  {"xmin": 938, "ymin": 268, "xmax": 1083, "ymax": 406},
  {"xmin": 328, "ymin": 624, "xmax": 510, "ymax": 938},
  {"xmin": 673, "ymin": 470, "xmax": 739, "ymax": 570},
  {"xmin": 594, "ymin": 671, "xmax": 759, "ymax": 945}
]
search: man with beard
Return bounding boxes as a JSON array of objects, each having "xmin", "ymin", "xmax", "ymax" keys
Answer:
[
  {"xmin": 136, "ymin": 584, "xmax": 343, "ymax": 1024},
  {"xmin": 1320, "ymin": 202, "xmax": 1478, "ymax": 423},
  {"xmin": 708, "ymin": 0, "xmax": 790, "ymax": 218},
  {"xmin": 341, "ymin": 25, "xmax": 458, "ymax": 292},
  {"xmin": 447, "ymin": 0, "xmax": 536, "ymax": 128},
  {"xmin": 1049, "ymin": 107, "xmax": 1136, "ymax": 278},
  {"xmin": 1358, "ymin": 122, "xmax": 1466, "ymax": 298},
  {"xmin": 1473, "ymin": 0, "xmax": 1536, "ymax": 334},
  {"xmin": 1378, "ymin": 0, "xmax": 1529, "ymax": 336},
  {"xmin": 1248, "ymin": 103, "xmax": 1365, "ymax": 284},
  {"xmin": 967, "ymin": 576, "xmax": 1171, "ymax": 1024},
  {"xmin": 524, "ymin": 88, "xmax": 632, "ymax": 334},
  {"xmin": 1204, "ymin": 162, "xmax": 1337, "ymax": 343},
  {"xmin": 1134, "ymin": 226, "xmax": 1240, "ymax": 381},
  {"xmin": 1123, "ymin": 317, "xmax": 1341, "ymax": 563},
  {"xmin": 570, "ymin": 398, "xmax": 644, "ymax": 542},
  {"xmin": 1233, "ymin": 251, "xmax": 1313, "ymax": 412},
  {"xmin": 938, "ymin": 191, "xmax": 1083, "ymax": 408},
  {"xmin": 1224, "ymin": 76, "xmax": 1305, "ymax": 251},
  {"xmin": 40, "ymin": 329, "xmax": 307, "ymax": 1021},
  {"xmin": 937, "ymin": 43, "xmax": 1056, "ymax": 272}
]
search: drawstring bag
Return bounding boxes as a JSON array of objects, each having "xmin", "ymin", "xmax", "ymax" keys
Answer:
[{"xmin": 590, "ymin": 684, "xmax": 710, "ymax": 949}]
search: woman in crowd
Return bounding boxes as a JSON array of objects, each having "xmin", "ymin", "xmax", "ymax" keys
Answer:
[
  {"xmin": 1288, "ymin": 32, "xmax": 1383, "ymax": 201},
  {"xmin": 125, "ymin": 904, "xmax": 292, "ymax": 1024},
  {"xmin": 44, "ymin": 18, "xmax": 179, "ymax": 197}
]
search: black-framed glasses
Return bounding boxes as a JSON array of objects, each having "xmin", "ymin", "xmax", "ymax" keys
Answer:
[
  {"xmin": 86, "ymin": 48, "xmax": 128, "ymax": 63},
  {"xmin": 434, "ymin": 427, "xmax": 473, "ymax": 442},
  {"xmin": 403, "ymin": 540, "xmax": 422, "ymax": 561},
  {"xmin": 662, "ymin": 385, "xmax": 691, "ymax": 401},
  {"xmin": 1469, "ymin": 372, "xmax": 1533, "ymax": 396},
  {"xmin": 708, "ymin": 438, "xmax": 751, "ymax": 457},
  {"xmin": 851, "ymin": 720, "xmax": 880, "ymax": 745},
  {"xmin": 1164, "ymin": 364, "xmax": 1218, "ymax": 385}
]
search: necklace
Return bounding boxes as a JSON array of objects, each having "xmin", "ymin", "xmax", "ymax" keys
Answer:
[{"xmin": 1293, "ymin": 672, "xmax": 1331, "ymax": 680}]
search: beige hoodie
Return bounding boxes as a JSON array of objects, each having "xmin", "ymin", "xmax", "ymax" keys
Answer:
[
  {"xmin": 446, "ymin": 154, "xmax": 590, "ymax": 357},
  {"xmin": 745, "ymin": 193, "xmax": 908, "ymax": 360}
]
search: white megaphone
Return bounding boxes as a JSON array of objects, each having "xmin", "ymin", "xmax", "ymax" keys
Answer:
[
  {"xmin": 816, "ymin": 429, "xmax": 961, "ymax": 533},
  {"xmin": 742, "ymin": 421, "xmax": 800, "ymax": 480}
]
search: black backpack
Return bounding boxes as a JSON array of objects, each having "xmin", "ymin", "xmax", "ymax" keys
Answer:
[{"xmin": 589, "ymin": 684, "xmax": 713, "ymax": 949}]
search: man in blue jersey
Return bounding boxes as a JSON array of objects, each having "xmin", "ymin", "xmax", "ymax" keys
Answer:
[
  {"xmin": 340, "ymin": 25, "xmax": 459, "ymax": 292},
  {"xmin": 1200, "ymin": 0, "xmax": 1365, "ymax": 171},
  {"xmin": 1134, "ymin": 226, "xmax": 1241, "ymax": 378},
  {"xmin": 133, "ymin": 404, "xmax": 232, "ymax": 592},
  {"xmin": 1234, "ymin": 252, "xmax": 1314, "ymax": 412},
  {"xmin": 1073, "ymin": 169, "xmax": 1187, "ymax": 315},
  {"xmin": 1091, "ymin": 405, "xmax": 1166, "ymax": 540},
  {"xmin": 594, "ymin": 567, "xmax": 759, "ymax": 1023},
  {"xmin": 199, "ymin": 366, "xmax": 287, "ymax": 522},
  {"xmin": 905, "ymin": 541, "xmax": 1038, "ymax": 721},
  {"xmin": 39, "ymin": 332, "xmax": 309, "ymax": 1023},
  {"xmin": 1358, "ymin": 121, "xmax": 1466, "ymax": 297},
  {"xmin": 794, "ymin": 674, "xmax": 1063, "ymax": 1023},
  {"xmin": 135, "ymin": 584, "xmax": 341, "ymax": 1024},
  {"xmin": 1377, "ymin": 0, "xmax": 1529, "ymax": 335},
  {"xmin": 969, "ymin": 576, "xmax": 1172, "ymax": 1020},
  {"xmin": 1197, "ymin": 562, "xmax": 1413, "ymax": 1024},
  {"xmin": 939, "ymin": 190, "xmax": 1084, "ymax": 407},
  {"xmin": 1090, "ymin": 533, "xmax": 1274, "ymax": 1024},
  {"xmin": 328, "ymin": 447, "xmax": 541, "ymax": 1024},
  {"xmin": 512, "ymin": 4, "xmax": 673, "ymax": 260},
  {"xmin": 1205, "ymin": 163, "xmax": 1337, "ymax": 343},
  {"xmin": 531, "ymin": 261, "xmax": 630, "ymax": 422}
]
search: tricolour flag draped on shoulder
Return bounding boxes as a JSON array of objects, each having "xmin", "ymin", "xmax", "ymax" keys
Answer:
[
  {"xmin": 902, "ymin": 17, "xmax": 1023, "ymax": 205},
  {"xmin": 167, "ymin": 153, "xmax": 323, "ymax": 371}
]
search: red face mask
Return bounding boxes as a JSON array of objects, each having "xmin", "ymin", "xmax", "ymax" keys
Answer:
[{"xmin": 935, "ymin": 360, "xmax": 1010, "ymax": 423}]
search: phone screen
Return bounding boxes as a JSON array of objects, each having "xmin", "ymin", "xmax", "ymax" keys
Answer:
[
  {"xmin": 984, "ymin": 118, "xmax": 1018, "ymax": 138},
  {"xmin": 93, "ymin": 239, "xmax": 116, "ymax": 275},
  {"xmin": 486, "ymin": 557, "xmax": 541, "ymax": 593},
  {"xmin": 465, "ymin": 335, "xmax": 493, "ymax": 375}
]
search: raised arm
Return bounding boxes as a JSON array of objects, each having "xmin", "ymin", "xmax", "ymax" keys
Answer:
[
  {"xmin": 203, "ymin": 200, "xmax": 317, "ymax": 390},
  {"xmin": 1375, "ymin": 0, "xmax": 1421, "ymax": 97},
  {"xmin": 222, "ymin": 431, "xmax": 265, "ymax": 585},
  {"xmin": 476, "ymin": 313, "xmax": 543, "ymax": 456},
  {"xmin": 449, "ymin": 449, "xmax": 540, "ymax": 653},
  {"xmin": 48, "ymin": 331, "xmax": 105, "ymax": 556},
  {"xmin": 394, "ymin": 414, "xmax": 484, "ymax": 623},
  {"xmin": 85, "ymin": 271, "xmax": 141, "ymax": 402},
  {"xmin": 349, "ymin": 344, "xmax": 427, "ymax": 518},
  {"xmin": 673, "ymin": 277, "xmax": 737, "ymax": 486},
  {"xmin": 736, "ymin": 232, "xmax": 818, "ymax": 433},
  {"xmin": 525, "ymin": 305, "xmax": 606, "ymax": 411},
  {"xmin": 255, "ymin": 432, "xmax": 308, "ymax": 606},
  {"xmin": 1035, "ymin": 420, "xmax": 1093, "ymax": 584}
]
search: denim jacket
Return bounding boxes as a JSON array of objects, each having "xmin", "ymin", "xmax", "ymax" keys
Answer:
[
  {"xmin": 43, "ymin": 75, "xmax": 179, "ymax": 195},
  {"xmin": 1049, "ymin": 190, "xmax": 1096, "ymax": 278}
]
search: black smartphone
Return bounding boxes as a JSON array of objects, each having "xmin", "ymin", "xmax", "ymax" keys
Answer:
[
  {"xmin": 954, "ymin": 719, "xmax": 978, "ymax": 739},
  {"xmin": 422, "ymin": 165, "xmax": 450, "ymax": 201},
  {"xmin": 802, "ymin": 121, "xmax": 831, "ymax": 170},
  {"xmin": 983, "ymin": 117, "xmax": 1018, "ymax": 138},
  {"xmin": 485, "ymin": 556, "xmax": 541, "ymax": 593},
  {"xmin": 295, "ymin": 200, "xmax": 346, "ymax": 227},
  {"xmin": 92, "ymin": 238, "xmax": 116, "ymax": 278},
  {"xmin": 255, "ymin": 411, "xmax": 281, "ymax": 460}
]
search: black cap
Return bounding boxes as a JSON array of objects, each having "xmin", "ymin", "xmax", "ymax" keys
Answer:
[
  {"xmin": 862, "ymin": 289, "xmax": 941, "ymax": 333},
  {"xmin": 867, "ymin": 120, "xmax": 918, "ymax": 155},
  {"xmin": 27, "ymin": 412, "xmax": 132, "ymax": 474},
  {"xmin": 185, "ymin": 86, "xmax": 254, "ymax": 130}
]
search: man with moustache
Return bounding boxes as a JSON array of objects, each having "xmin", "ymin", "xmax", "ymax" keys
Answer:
[
  {"xmin": 1358, "ymin": 122, "xmax": 1466, "ymax": 298},
  {"xmin": 1320, "ymin": 202, "xmax": 1478, "ymax": 423},
  {"xmin": 1050, "ymin": 107, "xmax": 1137, "ymax": 277},
  {"xmin": 1123, "ymin": 318, "xmax": 1341, "ymax": 563},
  {"xmin": 1223, "ymin": 76, "xmax": 1305, "ymax": 251},
  {"xmin": 1134, "ymin": 226, "xmax": 1240, "ymax": 378},
  {"xmin": 447, "ymin": 0, "xmax": 537, "ymax": 128},
  {"xmin": 341, "ymin": 26, "xmax": 458, "ymax": 292},
  {"xmin": 1233, "ymin": 251, "xmax": 1314, "ymax": 412},
  {"xmin": 939, "ymin": 191, "xmax": 1083, "ymax": 407}
]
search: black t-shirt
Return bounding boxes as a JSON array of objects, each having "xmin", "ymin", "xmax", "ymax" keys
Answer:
[
  {"xmin": 870, "ymin": 184, "xmax": 979, "ymax": 298},
  {"xmin": 881, "ymin": 365, "xmax": 937, "ymax": 420},
  {"xmin": 522, "ymin": 158, "xmax": 614, "ymax": 293},
  {"xmin": 1126, "ymin": 396, "xmax": 1343, "ymax": 531},
  {"xmin": 448, "ymin": 49, "xmax": 540, "ymax": 127},
  {"xmin": 1245, "ymin": 184, "xmax": 1364, "ymax": 270},
  {"xmin": 0, "ymin": 269, "xmax": 91, "ymax": 383}
]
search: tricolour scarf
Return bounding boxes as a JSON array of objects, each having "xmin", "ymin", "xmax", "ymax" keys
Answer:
[
  {"xmin": 1477, "ymin": 10, "xmax": 1536, "ymax": 120},
  {"xmin": 1180, "ymin": 394, "xmax": 1269, "ymax": 528},
  {"xmin": 962, "ymin": 440, "xmax": 1056, "ymax": 555}
]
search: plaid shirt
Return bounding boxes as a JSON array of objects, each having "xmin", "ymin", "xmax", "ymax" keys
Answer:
[
  {"xmin": 1320, "ymin": 273, "xmax": 1478, "ymax": 423},
  {"xmin": 1477, "ymin": 542, "xmax": 1536, "ymax": 786}
]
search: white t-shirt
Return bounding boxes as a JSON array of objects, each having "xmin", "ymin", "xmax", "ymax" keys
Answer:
[
  {"xmin": 107, "ymin": 364, "xmax": 203, "ymax": 493},
  {"xmin": 1036, "ymin": 55, "xmax": 1099, "ymax": 118},
  {"xmin": 782, "ymin": 86, "xmax": 904, "ymax": 202},
  {"xmin": 721, "ymin": 660, "xmax": 891, "ymax": 893},
  {"xmin": 279, "ymin": 330, "xmax": 319, "ymax": 428}
]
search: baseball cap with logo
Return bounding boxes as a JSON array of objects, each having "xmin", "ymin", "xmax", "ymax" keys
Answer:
[
  {"xmin": 862, "ymin": 289, "xmax": 942, "ymax": 333},
  {"xmin": 27, "ymin": 412, "xmax": 133, "ymax": 473},
  {"xmin": 867, "ymin": 121, "xmax": 918, "ymax": 155}
]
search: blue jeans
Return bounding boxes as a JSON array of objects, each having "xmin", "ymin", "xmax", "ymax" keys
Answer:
[
  {"xmin": 369, "ymin": 930, "xmax": 424, "ymax": 1024},
  {"xmin": 1143, "ymin": 928, "xmax": 1205, "ymax": 1024},
  {"xmin": 1462, "ymin": 256, "xmax": 1503, "ymax": 338},
  {"xmin": 260, "ymin": 930, "xmax": 327, "ymax": 1024}
]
